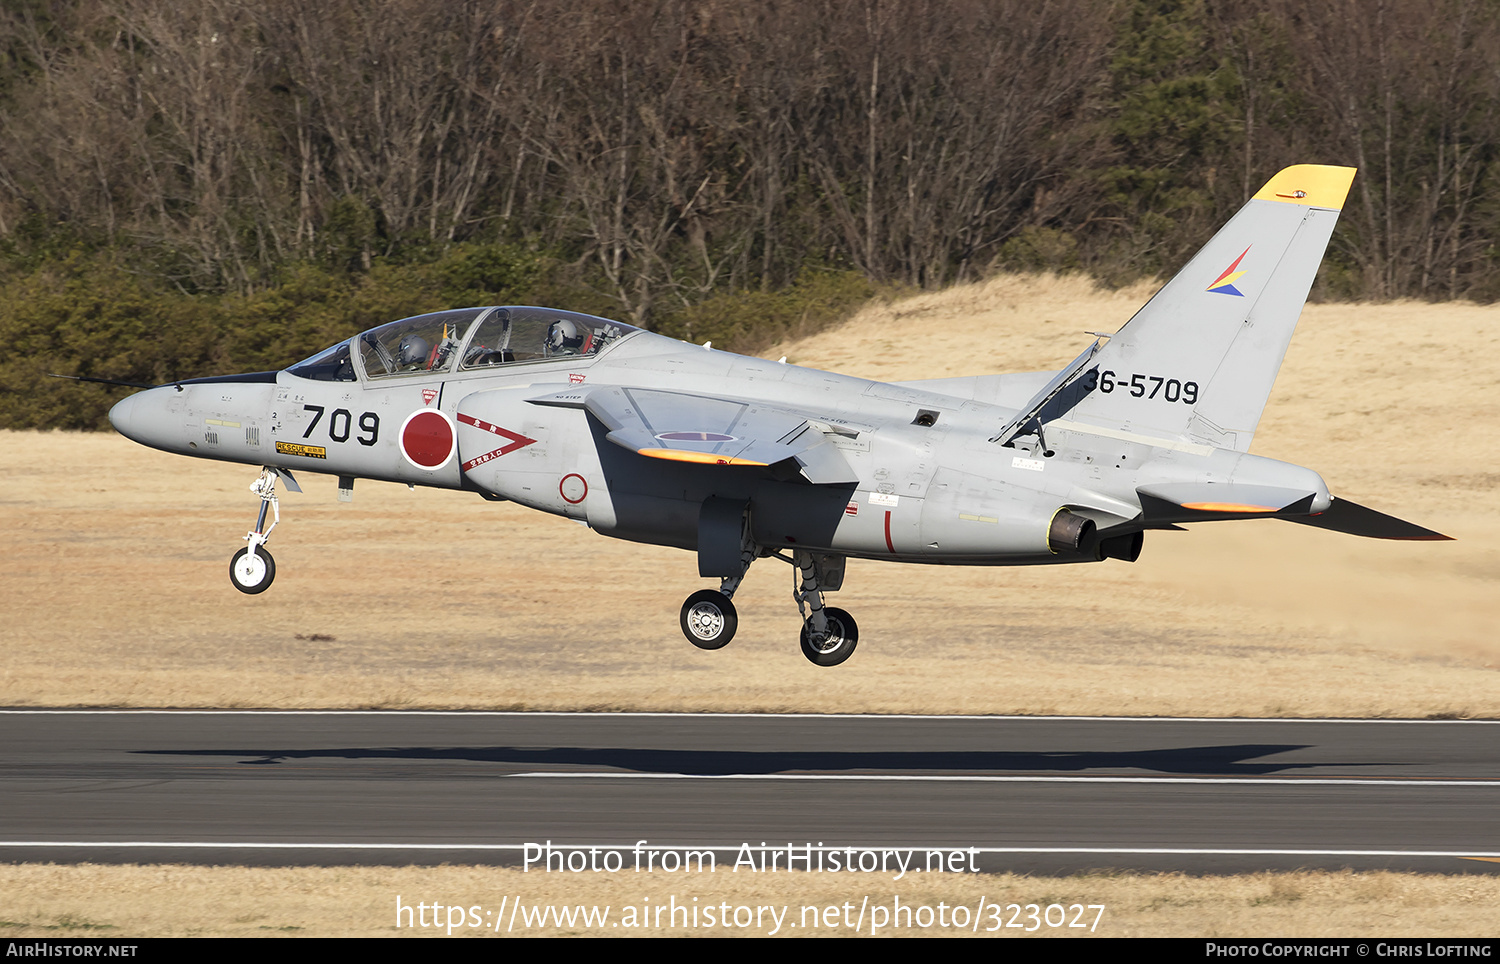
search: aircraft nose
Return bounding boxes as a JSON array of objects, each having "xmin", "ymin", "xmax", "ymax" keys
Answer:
[
  {"xmin": 109, "ymin": 386, "xmax": 180, "ymax": 453},
  {"xmin": 107, "ymin": 392, "xmax": 139, "ymax": 438}
]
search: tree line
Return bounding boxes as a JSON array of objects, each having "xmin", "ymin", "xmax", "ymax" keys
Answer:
[{"xmin": 2, "ymin": 0, "xmax": 1498, "ymax": 427}]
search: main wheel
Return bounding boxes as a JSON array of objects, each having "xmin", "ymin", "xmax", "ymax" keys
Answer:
[
  {"xmin": 230, "ymin": 546, "xmax": 276, "ymax": 595},
  {"xmin": 680, "ymin": 590, "xmax": 737, "ymax": 649},
  {"xmin": 800, "ymin": 607, "xmax": 858, "ymax": 666}
]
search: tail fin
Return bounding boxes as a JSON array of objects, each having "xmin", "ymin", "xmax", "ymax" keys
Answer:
[{"xmin": 1055, "ymin": 165, "xmax": 1355, "ymax": 453}]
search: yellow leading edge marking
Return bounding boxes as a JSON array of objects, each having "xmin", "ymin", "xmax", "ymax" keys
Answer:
[
  {"xmin": 637, "ymin": 448, "xmax": 767, "ymax": 466},
  {"xmin": 1181, "ymin": 502, "xmax": 1279, "ymax": 513}
]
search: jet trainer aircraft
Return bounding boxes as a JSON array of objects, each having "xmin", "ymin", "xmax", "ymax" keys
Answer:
[{"xmin": 108, "ymin": 164, "xmax": 1447, "ymax": 666}]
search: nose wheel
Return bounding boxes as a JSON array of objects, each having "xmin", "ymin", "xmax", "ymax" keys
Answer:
[
  {"xmin": 230, "ymin": 546, "xmax": 276, "ymax": 594},
  {"xmin": 231, "ymin": 467, "xmax": 297, "ymax": 595}
]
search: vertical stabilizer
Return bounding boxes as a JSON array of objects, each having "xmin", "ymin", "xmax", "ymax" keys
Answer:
[{"xmin": 1054, "ymin": 165, "xmax": 1355, "ymax": 452}]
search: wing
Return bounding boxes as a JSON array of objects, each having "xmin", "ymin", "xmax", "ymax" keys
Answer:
[{"xmin": 528, "ymin": 386, "xmax": 862, "ymax": 484}]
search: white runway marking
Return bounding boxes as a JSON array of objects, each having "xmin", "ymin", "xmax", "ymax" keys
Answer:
[
  {"xmin": 510, "ymin": 772, "xmax": 1500, "ymax": 787},
  {"xmin": 1, "ymin": 709, "xmax": 1496, "ymax": 724},
  {"xmin": 0, "ymin": 842, "xmax": 1496, "ymax": 859}
]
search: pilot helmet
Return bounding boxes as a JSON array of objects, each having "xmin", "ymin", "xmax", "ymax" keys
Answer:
[
  {"xmin": 397, "ymin": 335, "xmax": 431, "ymax": 367},
  {"xmin": 546, "ymin": 319, "xmax": 584, "ymax": 354}
]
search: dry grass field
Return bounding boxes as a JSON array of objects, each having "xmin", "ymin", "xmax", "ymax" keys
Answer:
[
  {"xmin": 2, "ymin": 273, "xmax": 1498, "ymax": 938},
  {"xmin": 3, "ymin": 863, "xmax": 1499, "ymax": 938},
  {"xmin": 2, "ymin": 273, "xmax": 1495, "ymax": 717}
]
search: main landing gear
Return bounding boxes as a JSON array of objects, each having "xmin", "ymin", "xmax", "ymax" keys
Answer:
[
  {"xmin": 800, "ymin": 608, "xmax": 858, "ymax": 667},
  {"xmin": 680, "ymin": 589, "xmax": 737, "ymax": 649},
  {"xmin": 677, "ymin": 548, "xmax": 858, "ymax": 666},
  {"xmin": 230, "ymin": 467, "xmax": 297, "ymax": 594},
  {"xmin": 792, "ymin": 550, "xmax": 857, "ymax": 666}
]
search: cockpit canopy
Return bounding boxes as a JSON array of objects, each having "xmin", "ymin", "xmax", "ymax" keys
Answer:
[{"xmin": 287, "ymin": 307, "xmax": 639, "ymax": 382}]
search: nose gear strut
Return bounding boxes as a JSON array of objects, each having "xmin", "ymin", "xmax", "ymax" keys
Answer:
[{"xmin": 229, "ymin": 467, "xmax": 299, "ymax": 594}]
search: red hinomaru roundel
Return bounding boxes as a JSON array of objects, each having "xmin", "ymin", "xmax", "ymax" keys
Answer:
[{"xmin": 399, "ymin": 408, "xmax": 456, "ymax": 470}]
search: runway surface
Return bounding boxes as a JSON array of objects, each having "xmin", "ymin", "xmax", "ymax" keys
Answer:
[{"xmin": 3, "ymin": 711, "xmax": 1498, "ymax": 874}]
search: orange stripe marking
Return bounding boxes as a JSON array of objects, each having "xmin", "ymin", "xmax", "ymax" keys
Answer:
[{"xmin": 637, "ymin": 448, "xmax": 766, "ymax": 466}]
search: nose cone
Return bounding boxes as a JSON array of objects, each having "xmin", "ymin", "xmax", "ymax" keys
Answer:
[
  {"xmin": 109, "ymin": 386, "xmax": 181, "ymax": 453},
  {"xmin": 107, "ymin": 392, "xmax": 139, "ymax": 438}
]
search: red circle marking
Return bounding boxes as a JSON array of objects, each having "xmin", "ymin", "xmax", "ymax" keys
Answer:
[
  {"xmin": 401, "ymin": 409, "xmax": 454, "ymax": 469},
  {"xmin": 559, "ymin": 473, "xmax": 588, "ymax": 504}
]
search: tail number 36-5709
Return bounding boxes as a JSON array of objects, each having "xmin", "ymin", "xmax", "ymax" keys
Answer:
[{"xmin": 1083, "ymin": 370, "xmax": 1199, "ymax": 404}]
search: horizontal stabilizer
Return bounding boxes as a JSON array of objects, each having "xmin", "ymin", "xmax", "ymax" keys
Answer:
[
  {"xmin": 1282, "ymin": 497, "xmax": 1452, "ymax": 541},
  {"xmin": 1137, "ymin": 482, "xmax": 1321, "ymax": 525}
]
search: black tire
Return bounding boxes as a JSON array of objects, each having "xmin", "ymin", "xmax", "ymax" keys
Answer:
[
  {"xmin": 799, "ymin": 607, "xmax": 858, "ymax": 666},
  {"xmin": 680, "ymin": 590, "xmax": 737, "ymax": 649},
  {"xmin": 230, "ymin": 546, "xmax": 276, "ymax": 595}
]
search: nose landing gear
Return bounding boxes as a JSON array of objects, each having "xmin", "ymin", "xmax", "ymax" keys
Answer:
[
  {"xmin": 230, "ymin": 544, "xmax": 275, "ymax": 594},
  {"xmin": 230, "ymin": 467, "xmax": 298, "ymax": 594}
]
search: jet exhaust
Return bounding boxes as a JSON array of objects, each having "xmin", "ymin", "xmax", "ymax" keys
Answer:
[
  {"xmin": 1048, "ymin": 509, "xmax": 1097, "ymax": 555},
  {"xmin": 1098, "ymin": 531, "xmax": 1144, "ymax": 563}
]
